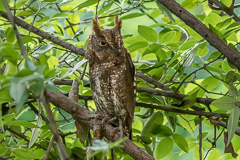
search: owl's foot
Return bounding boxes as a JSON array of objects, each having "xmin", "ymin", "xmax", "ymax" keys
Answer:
[{"xmin": 111, "ymin": 125, "xmax": 124, "ymax": 139}]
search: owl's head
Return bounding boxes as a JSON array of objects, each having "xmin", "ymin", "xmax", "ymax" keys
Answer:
[{"xmin": 86, "ymin": 16, "xmax": 125, "ymax": 64}]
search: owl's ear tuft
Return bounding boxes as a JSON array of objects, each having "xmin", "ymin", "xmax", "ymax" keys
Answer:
[
  {"xmin": 92, "ymin": 17, "xmax": 103, "ymax": 37},
  {"xmin": 114, "ymin": 15, "xmax": 122, "ymax": 45},
  {"xmin": 114, "ymin": 15, "xmax": 122, "ymax": 30}
]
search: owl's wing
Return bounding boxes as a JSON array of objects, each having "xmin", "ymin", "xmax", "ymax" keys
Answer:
[{"xmin": 124, "ymin": 49, "xmax": 136, "ymax": 139}]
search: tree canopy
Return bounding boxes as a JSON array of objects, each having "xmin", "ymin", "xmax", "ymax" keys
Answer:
[{"xmin": 1, "ymin": 0, "xmax": 240, "ymax": 159}]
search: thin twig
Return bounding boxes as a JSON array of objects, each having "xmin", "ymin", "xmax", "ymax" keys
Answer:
[
  {"xmin": 42, "ymin": 92, "xmax": 70, "ymax": 160},
  {"xmin": 2, "ymin": 0, "xmax": 29, "ymax": 61},
  {"xmin": 199, "ymin": 116, "xmax": 202, "ymax": 160},
  {"xmin": 43, "ymin": 135, "xmax": 55, "ymax": 160}
]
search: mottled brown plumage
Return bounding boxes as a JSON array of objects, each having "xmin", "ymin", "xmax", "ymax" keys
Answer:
[{"xmin": 85, "ymin": 16, "xmax": 135, "ymax": 139}]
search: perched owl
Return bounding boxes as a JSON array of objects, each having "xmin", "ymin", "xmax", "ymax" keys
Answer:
[{"xmin": 85, "ymin": 16, "xmax": 135, "ymax": 139}]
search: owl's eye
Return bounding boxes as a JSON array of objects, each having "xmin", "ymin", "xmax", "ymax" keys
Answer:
[{"xmin": 99, "ymin": 41, "xmax": 108, "ymax": 46}]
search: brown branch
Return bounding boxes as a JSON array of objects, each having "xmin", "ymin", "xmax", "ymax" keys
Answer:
[
  {"xmin": 0, "ymin": 11, "xmax": 85, "ymax": 56},
  {"xmin": 199, "ymin": 116, "xmax": 202, "ymax": 160},
  {"xmin": 43, "ymin": 135, "xmax": 55, "ymax": 160},
  {"xmin": 208, "ymin": 0, "xmax": 240, "ymax": 22},
  {"xmin": 157, "ymin": 0, "xmax": 240, "ymax": 71},
  {"xmin": 137, "ymin": 87, "xmax": 214, "ymax": 105},
  {"xmin": 175, "ymin": 54, "xmax": 223, "ymax": 92},
  {"xmin": 136, "ymin": 102, "xmax": 228, "ymax": 118},
  {"xmin": 210, "ymin": 118, "xmax": 240, "ymax": 136},
  {"xmin": 45, "ymin": 90, "xmax": 155, "ymax": 160},
  {"xmin": 42, "ymin": 93, "xmax": 70, "ymax": 160},
  {"xmin": 136, "ymin": 72, "xmax": 171, "ymax": 90}
]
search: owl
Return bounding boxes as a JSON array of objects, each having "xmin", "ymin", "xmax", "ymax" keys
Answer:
[{"xmin": 85, "ymin": 16, "xmax": 135, "ymax": 139}]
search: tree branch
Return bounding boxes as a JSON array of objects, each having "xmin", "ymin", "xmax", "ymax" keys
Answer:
[
  {"xmin": 0, "ymin": 11, "xmax": 85, "ymax": 56},
  {"xmin": 157, "ymin": 0, "xmax": 240, "ymax": 71},
  {"xmin": 137, "ymin": 87, "xmax": 214, "ymax": 105},
  {"xmin": 45, "ymin": 90, "xmax": 155, "ymax": 160}
]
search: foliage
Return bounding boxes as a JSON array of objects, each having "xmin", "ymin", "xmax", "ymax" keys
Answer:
[{"xmin": 1, "ymin": 0, "xmax": 240, "ymax": 159}]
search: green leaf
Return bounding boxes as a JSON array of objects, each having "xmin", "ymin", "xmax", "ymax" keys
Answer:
[
  {"xmin": 225, "ymin": 71, "xmax": 237, "ymax": 83},
  {"xmin": 204, "ymin": 13, "xmax": 222, "ymax": 27},
  {"xmin": 5, "ymin": 27, "xmax": 16, "ymax": 43},
  {"xmin": 201, "ymin": 76, "xmax": 219, "ymax": 90},
  {"xmin": 207, "ymin": 149, "xmax": 220, "ymax": 160},
  {"xmin": 140, "ymin": 136, "xmax": 152, "ymax": 144},
  {"xmin": 78, "ymin": 0, "xmax": 98, "ymax": 9},
  {"xmin": 197, "ymin": 47, "xmax": 209, "ymax": 57},
  {"xmin": 121, "ymin": 13, "xmax": 145, "ymax": 20},
  {"xmin": 194, "ymin": 146, "xmax": 204, "ymax": 160},
  {"xmin": 17, "ymin": 10, "xmax": 34, "ymax": 16},
  {"xmin": 0, "ymin": 86, "xmax": 12, "ymax": 103},
  {"xmin": 182, "ymin": 90, "xmax": 199, "ymax": 109},
  {"xmin": 0, "ymin": 145, "xmax": 8, "ymax": 156},
  {"xmin": 35, "ymin": 44, "xmax": 55, "ymax": 54},
  {"xmin": 153, "ymin": 125, "xmax": 173, "ymax": 137},
  {"xmin": 0, "ymin": 134, "xmax": 4, "ymax": 140},
  {"xmin": 159, "ymin": 31, "xmax": 176, "ymax": 44},
  {"xmin": 229, "ymin": 85, "xmax": 237, "ymax": 97},
  {"xmin": 172, "ymin": 134, "xmax": 189, "ymax": 152},
  {"xmin": 2, "ymin": 113, "xmax": 15, "ymax": 123},
  {"xmin": 13, "ymin": 149, "xmax": 38, "ymax": 159},
  {"xmin": 52, "ymin": 21, "xmax": 65, "ymax": 37},
  {"xmin": 98, "ymin": 3, "xmax": 113, "ymax": 15},
  {"xmin": 127, "ymin": 42, "xmax": 148, "ymax": 53},
  {"xmin": 154, "ymin": 138, "xmax": 173, "ymax": 159},
  {"xmin": 216, "ymin": 17, "xmax": 232, "ymax": 30},
  {"xmin": 47, "ymin": 56, "xmax": 59, "ymax": 69},
  {"xmin": 141, "ymin": 111, "xmax": 164, "ymax": 137},
  {"xmin": 209, "ymin": 24, "xmax": 224, "ymax": 39},
  {"xmin": 10, "ymin": 82, "xmax": 28, "ymax": 111},
  {"xmin": 9, "ymin": 120, "xmax": 40, "ymax": 128},
  {"xmin": 25, "ymin": 60, "xmax": 36, "ymax": 71},
  {"xmin": 29, "ymin": 116, "xmax": 42, "ymax": 148},
  {"xmin": 227, "ymin": 106, "xmax": 240, "ymax": 145},
  {"xmin": 66, "ymin": 13, "xmax": 80, "ymax": 36},
  {"xmin": 138, "ymin": 25, "xmax": 158, "ymax": 42},
  {"xmin": 220, "ymin": 0, "xmax": 232, "ymax": 7},
  {"xmin": 211, "ymin": 96, "xmax": 235, "ymax": 111},
  {"xmin": 0, "ymin": 42, "xmax": 20, "ymax": 64}
]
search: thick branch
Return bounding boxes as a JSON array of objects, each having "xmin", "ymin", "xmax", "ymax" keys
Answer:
[
  {"xmin": 45, "ymin": 90, "xmax": 155, "ymax": 160},
  {"xmin": 157, "ymin": 0, "xmax": 240, "ymax": 70},
  {"xmin": 0, "ymin": 11, "xmax": 85, "ymax": 56}
]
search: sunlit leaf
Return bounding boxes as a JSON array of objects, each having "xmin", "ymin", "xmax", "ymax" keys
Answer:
[
  {"xmin": 13, "ymin": 149, "xmax": 38, "ymax": 159},
  {"xmin": 9, "ymin": 120, "xmax": 40, "ymax": 128},
  {"xmin": 172, "ymin": 134, "xmax": 189, "ymax": 152},
  {"xmin": 138, "ymin": 25, "xmax": 158, "ymax": 42},
  {"xmin": 0, "ymin": 145, "xmax": 8, "ymax": 156},
  {"xmin": 141, "ymin": 111, "xmax": 164, "ymax": 137},
  {"xmin": 154, "ymin": 138, "xmax": 173, "ymax": 159},
  {"xmin": 227, "ymin": 106, "xmax": 240, "ymax": 146},
  {"xmin": 10, "ymin": 82, "xmax": 28, "ymax": 111},
  {"xmin": 29, "ymin": 116, "xmax": 42, "ymax": 148},
  {"xmin": 127, "ymin": 42, "xmax": 148, "ymax": 53},
  {"xmin": 159, "ymin": 31, "xmax": 176, "ymax": 44},
  {"xmin": 78, "ymin": 0, "xmax": 98, "ymax": 9},
  {"xmin": 211, "ymin": 96, "xmax": 235, "ymax": 111}
]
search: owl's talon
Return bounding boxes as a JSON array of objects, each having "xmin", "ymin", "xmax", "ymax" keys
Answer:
[
  {"xmin": 111, "ymin": 126, "xmax": 126, "ymax": 139},
  {"xmin": 95, "ymin": 114, "xmax": 104, "ymax": 120}
]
